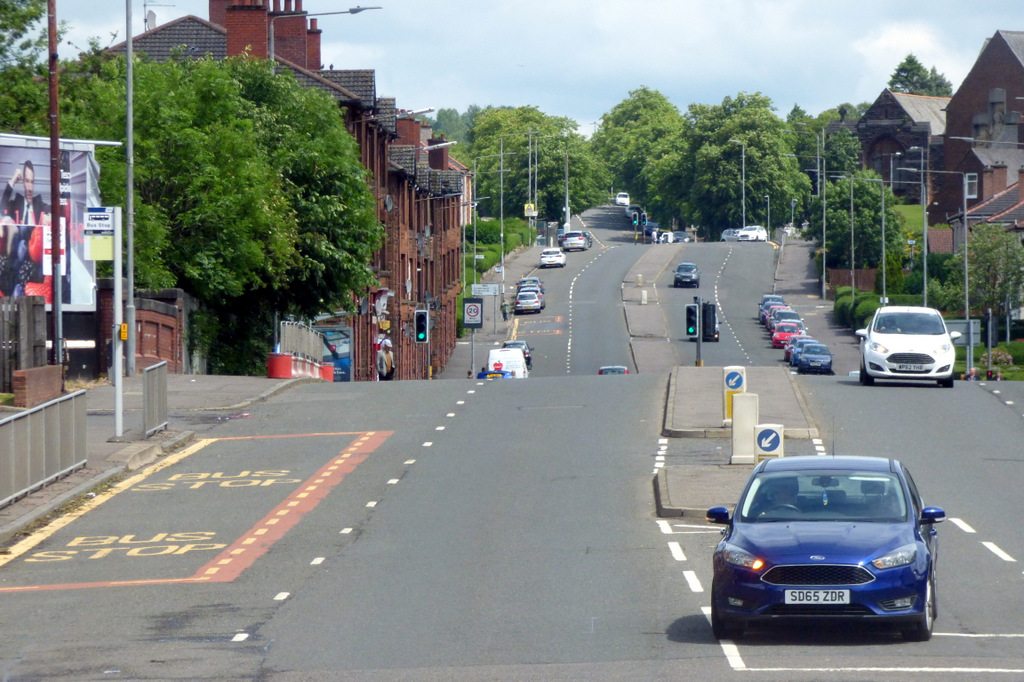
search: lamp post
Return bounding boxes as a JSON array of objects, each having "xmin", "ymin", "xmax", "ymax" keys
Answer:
[
  {"xmin": 788, "ymin": 124, "xmax": 826, "ymax": 298},
  {"xmin": 269, "ymin": 6, "xmax": 381, "ymax": 62},
  {"xmin": 789, "ymin": 198, "xmax": 796, "ymax": 232},
  {"xmin": 764, "ymin": 194, "xmax": 770, "ymax": 234},
  {"xmin": 728, "ymin": 139, "xmax": 746, "ymax": 228},
  {"xmin": 904, "ymin": 147, "xmax": 929, "ymax": 306}
]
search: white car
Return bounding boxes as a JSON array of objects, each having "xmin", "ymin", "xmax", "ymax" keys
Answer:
[
  {"xmin": 539, "ymin": 248, "xmax": 567, "ymax": 268},
  {"xmin": 856, "ymin": 306, "xmax": 960, "ymax": 388},
  {"xmin": 614, "ymin": 192, "xmax": 630, "ymax": 206},
  {"xmin": 737, "ymin": 225, "xmax": 768, "ymax": 241}
]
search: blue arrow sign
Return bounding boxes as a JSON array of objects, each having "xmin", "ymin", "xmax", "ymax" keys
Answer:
[
  {"xmin": 726, "ymin": 371, "xmax": 744, "ymax": 390},
  {"xmin": 757, "ymin": 428, "xmax": 781, "ymax": 452}
]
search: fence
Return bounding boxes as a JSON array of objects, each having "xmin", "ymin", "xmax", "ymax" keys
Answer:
[
  {"xmin": 0, "ymin": 390, "xmax": 87, "ymax": 510},
  {"xmin": 268, "ymin": 321, "xmax": 331, "ymax": 380},
  {"xmin": 279, "ymin": 321, "xmax": 324, "ymax": 360},
  {"xmin": 143, "ymin": 361, "xmax": 168, "ymax": 437},
  {"xmin": 0, "ymin": 296, "xmax": 47, "ymax": 393}
]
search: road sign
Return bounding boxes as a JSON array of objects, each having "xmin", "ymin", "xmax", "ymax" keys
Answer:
[
  {"xmin": 463, "ymin": 297, "xmax": 483, "ymax": 329},
  {"xmin": 755, "ymin": 424, "xmax": 784, "ymax": 461},
  {"xmin": 471, "ymin": 283, "xmax": 499, "ymax": 297},
  {"xmin": 945, "ymin": 319, "xmax": 981, "ymax": 346},
  {"xmin": 725, "ymin": 371, "xmax": 744, "ymax": 390},
  {"xmin": 524, "ymin": 203, "xmax": 537, "ymax": 217}
]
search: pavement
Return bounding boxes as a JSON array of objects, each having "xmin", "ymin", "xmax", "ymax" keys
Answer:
[{"xmin": 0, "ymin": 217, "xmax": 829, "ymax": 547}]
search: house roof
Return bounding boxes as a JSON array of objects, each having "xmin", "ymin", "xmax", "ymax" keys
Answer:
[
  {"xmin": 890, "ymin": 91, "xmax": 949, "ymax": 136},
  {"xmin": 108, "ymin": 15, "xmax": 227, "ymax": 61},
  {"xmin": 318, "ymin": 70, "xmax": 375, "ymax": 109},
  {"xmin": 995, "ymin": 30, "xmax": 1024, "ymax": 68}
]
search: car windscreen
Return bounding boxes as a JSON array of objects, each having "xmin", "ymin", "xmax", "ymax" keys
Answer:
[
  {"xmin": 802, "ymin": 345, "xmax": 829, "ymax": 355},
  {"xmin": 738, "ymin": 471, "xmax": 907, "ymax": 523},
  {"xmin": 873, "ymin": 312, "xmax": 947, "ymax": 335},
  {"xmin": 676, "ymin": 264, "xmax": 696, "ymax": 272}
]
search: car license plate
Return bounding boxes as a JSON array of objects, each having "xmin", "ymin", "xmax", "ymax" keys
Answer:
[
  {"xmin": 784, "ymin": 589, "xmax": 850, "ymax": 604},
  {"xmin": 896, "ymin": 363, "xmax": 924, "ymax": 371}
]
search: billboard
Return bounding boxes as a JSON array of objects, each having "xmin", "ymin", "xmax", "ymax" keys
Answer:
[{"xmin": 0, "ymin": 134, "xmax": 102, "ymax": 311}]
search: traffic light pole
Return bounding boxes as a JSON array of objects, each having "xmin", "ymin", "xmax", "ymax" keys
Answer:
[{"xmin": 694, "ymin": 295, "xmax": 703, "ymax": 367}]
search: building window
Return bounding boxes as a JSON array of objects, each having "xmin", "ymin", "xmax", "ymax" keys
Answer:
[{"xmin": 966, "ymin": 173, "xmax": 978, "ymax": 199}]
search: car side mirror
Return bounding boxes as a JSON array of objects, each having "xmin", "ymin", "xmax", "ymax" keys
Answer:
[
  {"xmin": 948, "ymin": 331, "xmax": 961, "ymax": 341},
  {"xmin": 855, "ymin": 328, "xmax": 867, "ymax": 338},
  {"xmin": 920, "ymin": 506, "xmax": 946, "ymax": 524},
  {"xmin": 706, "ymin": 506, "xmax": 731, "ymax": 524}
]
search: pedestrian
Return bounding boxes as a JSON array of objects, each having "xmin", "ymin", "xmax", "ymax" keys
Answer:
[
  {"xmin": 997, "ymin": 369, "xmax": 1004, "ymax": 381},
  {"xmin": 501, "ymin": 298, "xmax": 511, "ymax": 321},
  {"xmin": 965, "ymin": 367, "xmax": 978, "ymax": 381},
  {"xmin": 376, "ymin": 338, "xmax": 395, "ymax": 380}
]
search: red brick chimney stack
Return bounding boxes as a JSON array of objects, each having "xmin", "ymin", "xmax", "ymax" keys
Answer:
[
  {"xmin": 307, "ymin": 17, "xmax": 321, "ymax": 69},
  {"xmin": 225, "ymin": 0, "xmax": 269, "ymax": 59}
]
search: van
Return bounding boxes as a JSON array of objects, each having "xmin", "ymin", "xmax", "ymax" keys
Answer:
[{"xmin": 486, "ymin": 348, "xmax": 529, "ymax": 378}]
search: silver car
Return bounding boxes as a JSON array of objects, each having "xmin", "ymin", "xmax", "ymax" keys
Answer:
[{"xmin": 721, "ymin": 228, "xmax": 740, "ymax": 242}]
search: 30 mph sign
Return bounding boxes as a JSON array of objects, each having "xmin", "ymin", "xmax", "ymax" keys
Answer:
[{"xmin": 463, "ymin": 297, "xmax": 484, "ymax": 329}]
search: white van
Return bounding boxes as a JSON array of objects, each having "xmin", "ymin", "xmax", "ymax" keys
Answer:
[{"xmin": 486, "ymin": 348, "xmax": 529, "ymax": 378}]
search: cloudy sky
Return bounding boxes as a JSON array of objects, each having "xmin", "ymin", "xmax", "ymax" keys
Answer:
[{"xmin": 57, "ymin": 1, "xmax": 1019, "ymax": 129}]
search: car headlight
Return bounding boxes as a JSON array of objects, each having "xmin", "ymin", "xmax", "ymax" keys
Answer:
[
  {"xmin": 867, "ymin": 340, "xmax": 890, "ymax": 354},
  {"xmin": 935, "ymin": 342, "xmax": 952, "ymax": 354},
  {"xmin": 871, "ymin": 543, "xmax": 917, "ymax": 570},
  {"xmin": 723, "ymin": 544, "xmax": 765, "ymax": 570}
]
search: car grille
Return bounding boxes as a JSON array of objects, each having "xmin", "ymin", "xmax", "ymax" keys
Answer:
[
  {"xmin": 765, "ymin": 603, "xmax": 875, "ymax": 616},
  {"xmin": 762, "ymin": 564, "xmax": 874, "ymax": 586},
  {"xmin": 887, "ymin": 352, "xmax": 935, "ymax": 364}
]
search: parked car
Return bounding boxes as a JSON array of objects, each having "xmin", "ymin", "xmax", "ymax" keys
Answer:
[
  {"xmin": 768, "ymin": 309, "xmax": 804, "ymax": 333},
  {"xmin": 673, "ymin": 262, "xmax": 701, "ymax": 288},
  {"xmin": 672, "ymin": 231, "xmax": 692, "ymax": 243},
  {"xmin": 721, "ymin": 228, "xmax": 740, "ymax": 242},
  {"xmin": 771, "ymin": 322, "xmax": 803, "ymax": 349},
  {"xmin": 518, "ymin": 276, "xmax": 544, "ymax": 293},
  {"xmin": 614, "ymin": 192, "xmax": 630, "ymax": 206},
  {"xmin": 763, "ymin": 305, "xmax": 793, "ymax": 329},
  {"xmin": 706, "ymin": 455, "xmax": 945, "ymax": 641},
  {"xmin": 796, "ymin": 343, "xmax": 834, "ymax": 374},
  {"xmin": 758, "ymin": 296, "xmax": 786, "ymax": 322},
  {"xmin": 788, "ymin": 336, "xmax": 820, "ymax": 367},
  {"xmin": 502, "ymin": 339, "xmax": 533, "ymax": 369},
  {"xmin": 598, "ymin": 365, "xmax": 629, "ymax": 375},
  {"xmin": 562, "ymin": 231, "xmax": 588, "ymax": 251},
  {"xmin": 737, "ymin": 225, "xmax": 768, "ymax": 242},
  {"xmin": 516, "ymin": 285, "xmax": 544, "ymax": 308},
  {"xmin": 784, "ymin": 334, "xmax": 814, "ymax": 363},
  {"xmin": 539, "ymin": 248, "xmax": 566, "ymax": 268},
  {"xmin": 514, "ymin": 291, "xmax": 543, "ymax": 314},
  {"xmin": 583, "ymin": 231, "xmax": 595, "ymax": 248},
  {"xmin": 857, "ymin": 306, "xmax": 960, "ymax": 388}
]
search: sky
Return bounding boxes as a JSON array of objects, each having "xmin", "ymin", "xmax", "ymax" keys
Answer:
[{"xmin": 55, "ymin": 1, "xmax": 1024, "ymax": 131}]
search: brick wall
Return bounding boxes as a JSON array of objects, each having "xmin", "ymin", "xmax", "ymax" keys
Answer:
[
  {"xmin": 13, "ymin": 365, "xmax": 62, "ymax": 408},
  {"xmin": 225, "ymin": 1, "xmax": 268, "ymax": 59}
]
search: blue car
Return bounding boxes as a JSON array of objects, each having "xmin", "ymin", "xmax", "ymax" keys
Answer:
[
  {"xmin": 706, "ymin": 456, "xmax": 945, "ymax": 641},
  {"xmin": 796, "ymin": 342, "xmax": 834, "ymax": 374}
]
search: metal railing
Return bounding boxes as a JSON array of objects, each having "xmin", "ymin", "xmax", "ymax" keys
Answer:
[
  {"xmin": 0, "ymin": 390, "xmax": 87, "ymax": 510},
  {"xmin": 279, "ymin": 321, "xmax": 324, "ymax": 361},
  {"xmin": 143, "ymin": 361, "xmax": 168, "ymax": 437}
]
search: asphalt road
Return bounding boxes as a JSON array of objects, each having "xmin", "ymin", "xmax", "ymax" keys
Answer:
[{"xmin": 2, "ymin": 207, "xmax": 1023, "ymax": 680}]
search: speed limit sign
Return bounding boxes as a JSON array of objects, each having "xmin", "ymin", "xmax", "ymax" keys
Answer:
[{"xmin": 464, "ymin": 297, "xmax": 484, "ymax": 329}]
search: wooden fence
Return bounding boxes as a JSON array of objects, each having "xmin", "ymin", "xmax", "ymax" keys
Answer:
[{"xmin": 0, "ymin": 297, "xmax": 47, "ymax": 393}]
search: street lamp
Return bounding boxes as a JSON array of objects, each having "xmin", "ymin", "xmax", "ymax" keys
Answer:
[
  {"xmin": 728, "ymin": 139, "xmax": 746, "ymax": 228},
  {"xmin": 789, "ymin": 124, "xmax": 826, "ymax": 299},
  {"xmin": 905, "ymin": 147, "xmax": 929, "ymax": 306},
  {"xmin": 764, "ymin": 194, "xmax": 770, "ymax": 233},
  {"xmin": 269, "ymin": 6, "xmax": 382, "ymax": 63}
]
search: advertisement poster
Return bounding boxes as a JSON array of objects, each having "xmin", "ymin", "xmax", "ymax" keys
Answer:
[{"xmin": 0, "ymin": 137, "xmax": 100, "ymax": 311}]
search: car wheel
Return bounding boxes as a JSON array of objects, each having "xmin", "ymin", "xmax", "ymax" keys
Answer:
[
  {"xmin": 938, "ymin": 375, "xmax": 955, "ymax": 388},
  {"xmin": 710, "ymin": 593, "xmax": 741, "ymax": 640},
  {"xmin": 903, "ymin": 575, "xmax": 935, "ymax": 642},
  {"xmin": 859, "ymin": 360, "xmax": 874, "ymax": 386}
]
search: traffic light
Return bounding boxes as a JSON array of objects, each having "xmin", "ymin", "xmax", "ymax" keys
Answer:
[
  {"xmin": 641, "ymin": 212, "xmax": 647, "ymax": 227},
  {"xmin": 414, "ymin": 310, "xmax": 429, "ymax": 343},
  {"xmin": 702, "ymin": 302, "xmax": 719, "ymax": 342},
  {"xmin": 685, "ymin": 304, "xmax": 699, "ymax": 338},
  {"xmin": 631, "ymin": 211, "xmax": 639, "ymax": 226}
]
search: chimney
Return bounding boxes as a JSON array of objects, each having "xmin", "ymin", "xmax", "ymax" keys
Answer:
[
  {"xmin": 395, "ymin": 117, "xmax": 420, "ymax": 145},
  {"xmin": 984, "ymin": 164, "xmax": 1007, "ymax": 200},
  {"xmin": 269, "ymin": 3, "xmax": 308, "ymax": 67},
  {"xmin": 209, "ymin": 0, "xmax": 231, "ymax": 28},
  {"xmin": 307, "ymin": 17, "xmax": 322, "ymax": 70},
  {"xmin": 1019, "ymin": 166, "xmax": 1024, "ymax": 203},
  {"xmin": 427, "ymin": 137, "xmax": 450, "ymax": 171},
  {"xmin": 226, "ymin": 0, "xmax": 269, "ymax": 59}
]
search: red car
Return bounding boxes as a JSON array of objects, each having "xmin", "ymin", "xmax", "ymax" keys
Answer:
[
  {"xmin": 785, "ymin": 334, "xmax": 814, "ymax": 362},
  {"xmin": 771, "ymin": 322, "xmax": 803, "ymax": 348}
]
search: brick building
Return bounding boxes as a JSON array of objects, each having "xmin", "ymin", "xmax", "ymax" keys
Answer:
[{"xmin": 111, "ymin": 0, "xmax": 469, "ymax": 380}]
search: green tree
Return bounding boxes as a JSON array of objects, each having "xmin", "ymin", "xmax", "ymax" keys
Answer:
[
  {"xmin": 652, "ymin": 91, "xmax": 809, "ymax": 235},
  {"xmin": 61, "ymin": 53, "xmax": 381, "ymax": 373},
  {"xmin": 888, "ymin": 54, "xmax": 953, "ymax": 97},
  {"xmin": 965, "ymin": 223, "xmax": 1024, "ymax": 317},
  {"xmin": 468, "ymin": 106, "xmax": 607, "ymax": 224},
  {"xmin": 0, "ymin": 0, "xmax": 50, "ymax": 132},
  {"xmin": 807, "ymin": 171, "xmax": 904, "ymax": 273},
  {"xmin": 590, "ymin": 86, "xmax": 683, "ymax": 211},
  {"xmin": 823, "ymin": 127, "xmax": 861, "ymax": 175}
]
